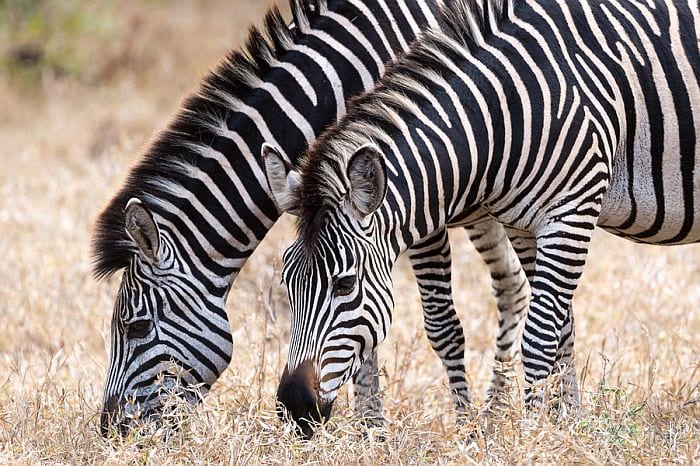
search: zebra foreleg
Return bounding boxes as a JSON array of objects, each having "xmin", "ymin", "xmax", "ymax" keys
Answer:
[
  {"xmin": 466, "ymin": 220, "xmax": 529, "ymax": 413},
  {"xmin": 350, "ymin": 226, "xmax": 472, "ymax": 427},
  {"xmin": 351, "ymin": 350, "xmax": 384, "ymax": 428},
  {"xmin": 408, "ymin": 228, "xmax": 473, "ymax": 421},
  {"xmin": 320, "ymin": 227, "xmax": 521, "ymax": 428}
]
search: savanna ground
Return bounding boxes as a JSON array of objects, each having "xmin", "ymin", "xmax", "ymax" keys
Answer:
[{"xmin": 0, "ymin": 0, "xmax": 698, "ymax": 463}]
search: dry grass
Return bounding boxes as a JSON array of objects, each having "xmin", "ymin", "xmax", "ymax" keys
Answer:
[{"xmin": 1, "ymin": 1, "xmax": 698, "ymax": 463}]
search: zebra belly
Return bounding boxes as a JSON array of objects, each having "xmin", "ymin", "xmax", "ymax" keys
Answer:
[
  {"xmin": 598, "ymin": 190, "xmax": 700, "ymax": 245},
  {"xmin": 597, "ymin": 144, "xmax": 700, "ymax": 245},
  {"xmin": 596, "ymin": 21, "xmax": 700, "ymax": 246}
]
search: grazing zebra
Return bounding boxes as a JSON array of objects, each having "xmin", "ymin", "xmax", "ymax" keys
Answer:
[
  {"xmin": 93, "ymin": 0, "xmax": 529, "ymax": 437},
  {"xmin": 266, "ymin": 0, "xmax": 699, "ymax": 432}
]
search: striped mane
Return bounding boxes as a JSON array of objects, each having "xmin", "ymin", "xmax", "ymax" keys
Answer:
[
  {"xmin": 296, "ymin": 0, "xmax": 513, "ymax": 252},
  {"xmin": 91, "ymin": 1, "xmax": 327, "ymax": 279}
]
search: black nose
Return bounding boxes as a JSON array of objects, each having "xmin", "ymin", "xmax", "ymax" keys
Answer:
[
  {"xmin": 276, "ymin": 381, "xmax": 318, "ymax": 439},
  {"xmin": 100, "ymin": 395, "xmax": 127, "ymax": 438},
  {"xmin": 276, "ymin": 362, "xmax": 332, "ymax": 439}
]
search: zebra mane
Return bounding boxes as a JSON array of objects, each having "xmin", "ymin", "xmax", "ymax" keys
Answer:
[
  {"xmin": 91, "ymin": 1, "xmax": 326, "ymax": 280},
  {"xmin": 439, "ymin": 0, "xmax": 512, "ymax": 50},
  {"xmin": 296, "ymin": 0, "xmax": 513, "ymax": 253}
]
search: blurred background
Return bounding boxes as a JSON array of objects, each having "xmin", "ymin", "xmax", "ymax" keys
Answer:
[
  {"xmin": 0, "ymin": 1, "xmax": 698, "ymax": 463},
  {"xmin": 1, "ymin": 0, "xmax": 284, "ymax": 162}
]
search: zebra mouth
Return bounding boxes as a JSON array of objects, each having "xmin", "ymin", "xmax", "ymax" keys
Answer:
[
  {"xmin": 276, "ymin": 360, "xmax": 334, "ymax": 439},
  {"xmin": 100, "ymin": 378, "xmax": 204, "ymax": 438},
  {"xmin": 277, "ymin": 395, "xmax": 333, "ymax": 440},
  {"xmin": 100, "ymin": 400, "xmax": 165, "ymax": 438},
  {"xmin": 100, "ymin": 404, "xmax": 180, "ymax": 439}
]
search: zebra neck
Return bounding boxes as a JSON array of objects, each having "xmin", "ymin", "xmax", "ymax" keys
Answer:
[
  {"xmin": 92, "ymin": 0, "xmax": 444, "ymax": 285},
  {"xmin": 372, "ymin": 72, "xmax": 508, "ymax": 255}
]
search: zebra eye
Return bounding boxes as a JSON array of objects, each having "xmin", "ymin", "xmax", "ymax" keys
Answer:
[
  {"xmin": 126, "ymin": 320, "xmax": 152, "ymax": 339},
  {"xmin": 333, "ymin": 275, "xmax": 356, "ymax": 297}
]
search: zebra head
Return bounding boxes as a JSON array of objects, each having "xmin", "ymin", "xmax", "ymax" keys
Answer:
[
  {"xmin": 263, "ymin": 143, "xmax": 393, "ymax": 438},
  {"xmin": 96, "ymin": 198, "xmax": 233, "ymax": 437}
]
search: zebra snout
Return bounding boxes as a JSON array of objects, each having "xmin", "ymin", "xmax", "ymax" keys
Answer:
[
  {"xmin": 99, "ymin": 392, "xmax": 165, "ymax": 438},
  {"xmin": 276, "ymin": 360, "xmax": 332, "ymax": 439},
  {"xmin": 100, "ymin": 395, "xmax": 129, "ymax": 438},
  {"xmin": 99, "ymin": 377, "xmax": 202, "ymax": 438}
]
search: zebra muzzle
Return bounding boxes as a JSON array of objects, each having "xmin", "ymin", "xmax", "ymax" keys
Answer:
[
  {"xmin": 276, "ymin": 360, "xmax": 332, "ymax": 439},
  {"xmin": 100, "ymin": 395, "xmax": 128, "ymax": 438},
  {"xmin": 99, "ymin": 377, "xmax": 202, "ymax": 438}
]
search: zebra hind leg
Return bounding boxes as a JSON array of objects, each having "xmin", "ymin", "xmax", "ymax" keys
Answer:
[
  {"xmin": 408, "ymin": 228, "xmax": 473, "ymax": 421},
  {"xmin": 519, "ymin": 218, "xmax": 595, "ymax": 412},
  {"xmin": 467, "ymin": 220, "xmax": 529, "ymax": 415},
  {"xmin": 507, "ymin": 228, "xmax": 581, "ymax": 414},
  {"xmin": 551, "ymin": 305, "xmax": 579, "ymax": 414}
]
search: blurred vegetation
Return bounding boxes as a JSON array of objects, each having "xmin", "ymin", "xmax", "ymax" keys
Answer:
[
  {"xmin": 0, "ymin": 0, "xmax": 269, "ymax": 89},
  {"xmin": 0, "ymin": 0, "xmax": 121, "ymax": 80}
]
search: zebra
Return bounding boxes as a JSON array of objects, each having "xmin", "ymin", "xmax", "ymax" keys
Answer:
[
  {"xmin": 92, "ymin": 0, "xmax": 529, "ymax": 437},
  {"xmin": 265, "ymin": 0, "xmax": 699, "ymax": 432}
]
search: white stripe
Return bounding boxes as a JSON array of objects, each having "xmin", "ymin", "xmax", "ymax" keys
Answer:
[
  {"xmin": 668, "ymin": 0, "xmax": 700, "ymax": 237},
  {"xmin": 293, "ymin": 44, "xmax": 346, "ymax": 120},
  {"xmin": 607, "ymin": 0, "xmax": 684, "ymax": 241},
  {"xmin": 272, "ymin": 61, "xmax": 318, "ymax": 106},
  {"xmin": 306, "ymin": 30, "xmax": 374, "ymax": 92},
  {"xmin": 396, "ymin": 0, "xmax": 426, "ymax": 36},
  {"xmin": 325, "ymin": 10, "xmax": 386, "ymax": 74},
  {"xmin": 347, "ymin": 0, "xmax": 397, "ymax": 61},
  {"xmin": 259, "ymin": 81, "xmax": 316, "ymax": 141}
]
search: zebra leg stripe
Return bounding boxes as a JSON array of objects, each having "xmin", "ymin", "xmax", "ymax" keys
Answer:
[
  {"xmin": 507, "ymin": 228, "xmax": 580, "ymax": 410},
  {"xmin": 466, "ymin": 220, "xmax": 529, "ymax": 411},
  {"xmin": 408, "ymin": 228, "xmax": 473, "ymax": 419},
  {"xmin": 552, "ymin": 306, "xmax": 579, "ymax": 410},
  {"xmin": 522, "ymin": 215, "xmax": 598, "ymax": 408},
  {"xmin": 351, "ymin": 350, "xmax": 384, "ymax": 427},
  {"xmin": 354, "ymin": 222, "xmax": 531, "ymax": 422}
]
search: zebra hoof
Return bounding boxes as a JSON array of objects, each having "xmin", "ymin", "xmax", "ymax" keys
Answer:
[
  {"xmin": 360, "ymin": 412, "xmax": 384, "ymax": 427},
  {"xmin": 548, "ymin": 395, "xmax": 580, "ymax": 420},
  {"xmin": 478, "ymin": 402, "xmax": 514, "ymax": 436},
  {"xmin": 454, "ymin": 409, "xmax": 480, "ymax": 442},
  {"xmin": 357, "ymin": 419, "xmax": 387, "ymax": 442}
]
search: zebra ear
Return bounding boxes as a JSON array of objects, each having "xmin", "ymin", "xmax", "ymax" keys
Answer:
[
  {"xmin": 124, "ymin": 198, "xmax": 162, "ymax": 265},
  {"xmin": 346, "ymin": 144, "xmax": 387, "ymax": 218},
  {"xmin": 262, "ymin": 143, "xmax": 301, "ymax": 215}
]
